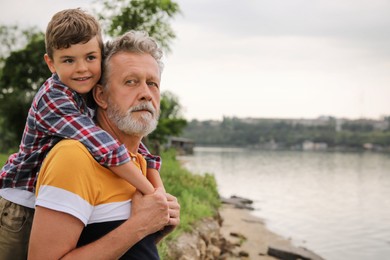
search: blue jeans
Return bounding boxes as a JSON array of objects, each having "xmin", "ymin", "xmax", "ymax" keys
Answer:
[{"xmin": 0, "ymin": 197, "xmax": 34, "ymax": 260}]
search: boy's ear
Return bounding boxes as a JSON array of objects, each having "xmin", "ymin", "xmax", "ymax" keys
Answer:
[
  {"xmin": 44, "ymin": 54, "xmax": 56, "ymax": 73},
  {"xmin": 93, "ymin": 84, "xmax": 108, "ymax": 110}
]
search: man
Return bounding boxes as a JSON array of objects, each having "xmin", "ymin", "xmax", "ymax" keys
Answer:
[{"xmin": 28, "ymin": 30, "xmax": 180, "ymax": 259}]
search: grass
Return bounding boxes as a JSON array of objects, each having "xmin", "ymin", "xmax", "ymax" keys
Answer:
[
  {"xmin": 0, "ymin": 153, "xmax": 8, "ymax": 165},
  {"xmin": 0, "ymin": 150, "xmax": 221, "ymax": 259},
  {"xmin": 157, "ymin": 149, "xmax": 221, "ymax": 258}
]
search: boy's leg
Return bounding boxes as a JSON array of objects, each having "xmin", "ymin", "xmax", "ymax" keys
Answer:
[{"xmin": 0, "ymin": 197, "xmax": 34, "ymax": 260}]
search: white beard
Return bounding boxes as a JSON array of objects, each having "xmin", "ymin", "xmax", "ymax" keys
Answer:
[{"xmin": 107, "ymin": 100, "xmax": 159, "ymax": 137}]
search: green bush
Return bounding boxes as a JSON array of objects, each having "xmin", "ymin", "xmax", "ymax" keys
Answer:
[
  {"xmin": 0, "ymin": 153, "xmax": 8, "ymax": 165},
  {"xmin": 158, "ymin": 149, "xmax": 220, "ymax": 257}
]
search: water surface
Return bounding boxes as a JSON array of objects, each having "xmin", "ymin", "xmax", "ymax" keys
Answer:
[{"xmin": 179, "ymin": 147, "xmax": 390, "ymax": 260}]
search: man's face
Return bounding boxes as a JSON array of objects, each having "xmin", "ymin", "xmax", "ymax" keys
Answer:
[{"xmin": 105, "ymin": 52, "xmax": 161, "ymax": 136}]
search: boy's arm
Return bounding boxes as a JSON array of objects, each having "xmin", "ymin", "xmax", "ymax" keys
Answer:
[
  {"xmin": 37, "ymin": 87, "xmax": 128, "ymax": 167},
  {"xmin": 109, "ymin": 162, "xmax": 154, "ymax": 194},
  {"xmin": 147, "ymin": 168, "xmax": 165, "ymax": 192},
  {"xmin": 138, "ymin": 142, "xmax": 162, "ymax": 171},
  {"xmin": 37, "ymin": 85, "xmax": 154, "ymax": 193},
  {"xmin": 138, "ymin": 142, "xmax": 165, "ymax": 190}
]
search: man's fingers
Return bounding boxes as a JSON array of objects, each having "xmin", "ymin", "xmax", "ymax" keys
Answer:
[
  {"xmin": 168, "ymin": 216, "xmax": 180, "ymax": 226},
  {"xmin": 132, "ymin": 190, "xmax": 142, "ymax": 200}
]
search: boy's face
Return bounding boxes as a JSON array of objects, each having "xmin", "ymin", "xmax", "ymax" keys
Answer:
[{"xmin": 44, "ymin": 36, "xmax": 102, "ymax": 94}]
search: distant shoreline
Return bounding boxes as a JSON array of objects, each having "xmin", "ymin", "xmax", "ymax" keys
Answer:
[{"xmin": 193, "ymin": 144, "xmax": 390, "ymax": 154}]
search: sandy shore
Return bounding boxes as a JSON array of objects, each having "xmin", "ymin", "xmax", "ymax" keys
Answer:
[{"xmin": 219, "ymin": 204, "xmax": 324, "ymax": 260}]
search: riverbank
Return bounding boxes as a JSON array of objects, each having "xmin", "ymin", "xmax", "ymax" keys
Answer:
[
  {"xmin": 219, "ymin": 197, "xmax": 324, "ymax": 260},
  {"xmin": 166, "ymin": 196, "xmax": 325, "ymax": 259}
]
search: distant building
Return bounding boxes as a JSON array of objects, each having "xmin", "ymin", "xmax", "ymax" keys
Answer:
[
  {"xmin": 302, "ymin": 140, "xmax": 328, "ymax": 151},
  {"xmin": 335, "ymin": 118, "xmax": 344, "ymax": 132},
  {"xmin": 166, "ymin": 136, "xmax": 195, "ymax": 155}
]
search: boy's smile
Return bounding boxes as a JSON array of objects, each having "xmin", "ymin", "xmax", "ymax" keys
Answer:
[{"xmin": 44, "ymin": 36, "xmax": 102, "ymax": 94}]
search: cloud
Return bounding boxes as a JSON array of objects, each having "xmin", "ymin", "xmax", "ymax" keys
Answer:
[
  {"xmin": 176, "ymin": 0, "xmax": 390, "ymax": 58},
  {"xmin": 1, "ymin": 0, "xmax": 389, "ymax": 120},
  {"xmin": 0, "ymin": 0, "xmax": 95, "ymax": 29},
  {"xmin": 164, "ymin": 0, "xmax": 390, "ymax": 120}
]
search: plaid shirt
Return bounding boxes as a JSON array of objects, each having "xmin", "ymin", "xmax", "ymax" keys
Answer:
[{"xmin": 0, "ymin": 74, "xmax": 161, "ymax": 192}]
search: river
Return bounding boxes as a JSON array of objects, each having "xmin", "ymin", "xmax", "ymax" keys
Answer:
[{"xmin": 178, "ymin": 146, "xmax": 390, "ymax": 260}]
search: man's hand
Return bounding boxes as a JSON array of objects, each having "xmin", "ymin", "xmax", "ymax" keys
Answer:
[
  {"xmin": 155, "ymin": 192, "xmax": 180, "ymax": 243},
  {"xmin": 167, "ymin": 192, "xmax": 180, "ymax": 227},
  {"xmin": 131, "ymin": 187, "xmax": 170, "ymax": 236}
]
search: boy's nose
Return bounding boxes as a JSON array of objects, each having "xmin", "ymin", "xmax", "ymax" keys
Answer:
[{"xmin": 76, "ymin": 61, "xmax": 88, "ymax": 72}]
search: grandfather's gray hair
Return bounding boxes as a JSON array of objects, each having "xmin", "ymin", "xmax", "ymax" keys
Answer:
[{"xmin": 100, "ymin": 30, "xmax": 163, "ymax": 87}]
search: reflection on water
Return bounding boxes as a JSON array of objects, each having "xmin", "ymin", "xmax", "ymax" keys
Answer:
[{"xmin": 179, "ymin": 147, "xmax": 390, "ymax": 260}]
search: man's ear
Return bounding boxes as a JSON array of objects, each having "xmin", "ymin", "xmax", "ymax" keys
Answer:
[
  {"xmin": 93, "ymin": 84, "xmax": 108, "ymax": 110},
  {"xmin": 44, "ymin": 54, "xmax": 56, "ymax": 73}
]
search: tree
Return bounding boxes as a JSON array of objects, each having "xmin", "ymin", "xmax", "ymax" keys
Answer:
[
  {"xmin": 0, "ymin": 1, "xmax": 183, "ymax": 152},
  {"xmin": 147, "ymin": 91, "xmax": 187, "ymax": 153},
  {"xmin": 95, "ymin": 0, "xmax": 180, "ymax": 52},
  {"xmin": 0, "ymin": 25, "xmax": 41, "ymax": 66},
  {"xmin": 0, "ymin": 30, "xmax": 48, "ymax": 151}
]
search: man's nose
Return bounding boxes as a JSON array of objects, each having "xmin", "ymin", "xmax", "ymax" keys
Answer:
[{"xmin": 139, "ymin": 82, "xmax": 152, "ymax": 101}]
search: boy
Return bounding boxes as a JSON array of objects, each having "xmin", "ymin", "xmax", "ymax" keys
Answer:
[{"xmin": 0, "ymin": 8, "xmax": 162, "ymax": 258}]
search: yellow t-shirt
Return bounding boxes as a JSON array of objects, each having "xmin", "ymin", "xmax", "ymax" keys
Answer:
[{"xmin": 35, "ymin": 139, "xmax": 146, "ymax": 226}]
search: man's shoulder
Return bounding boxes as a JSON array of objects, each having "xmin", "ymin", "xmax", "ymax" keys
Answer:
[
  {"xmin": 40, "ymin": 140, "xmax": 100, "ymax": 183},
  {"xmin": 53, "ymin": 139, "xmax": 88, "ymax": 152},
  {"xmin": 47, "ymin": 140, "xmax": 92, "ymax": 162}
]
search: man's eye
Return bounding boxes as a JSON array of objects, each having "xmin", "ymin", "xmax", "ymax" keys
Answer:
[
  {"xmin": 126, "ymin": 80, "xmax": 136, "ymax": 85},
  {"xmin": 147, "ymin": 82, "xmax": 159, "ymax": 88},
  {"xmin": 63, "ymin": 59, "xmax": 74, "ymax": 64}
]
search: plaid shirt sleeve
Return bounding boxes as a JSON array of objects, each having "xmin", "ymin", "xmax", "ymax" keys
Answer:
[
  {"xmin": 138, "ymin": 142, "xmax": 162, "ymax": 171},
  {"xmin": 35, "ymin": 84, "xmax": 130, "ymax": 167}
]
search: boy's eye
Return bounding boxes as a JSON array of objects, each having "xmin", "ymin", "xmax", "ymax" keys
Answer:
[
  {"xmin": 63, "ymin": 59, "xmax": 74, "ymax": 64},
  {"xmin": 87, "ymin": 55, "xmax": 97, "ymax": 61}
]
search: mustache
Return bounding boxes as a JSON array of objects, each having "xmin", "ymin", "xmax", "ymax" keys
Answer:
[{"xmin": 128, "ymin": 102, "xmax": 156, "ymax": 116}]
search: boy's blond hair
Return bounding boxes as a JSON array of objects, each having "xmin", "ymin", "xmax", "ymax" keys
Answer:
[{"xmin": 45, "ymin": 8, "xmax": 103, "ymax": 59}]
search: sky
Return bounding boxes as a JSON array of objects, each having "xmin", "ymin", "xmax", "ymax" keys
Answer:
[{"xmin": 1, "ymin": 0, "xmax": 389, "ymax": 121}]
